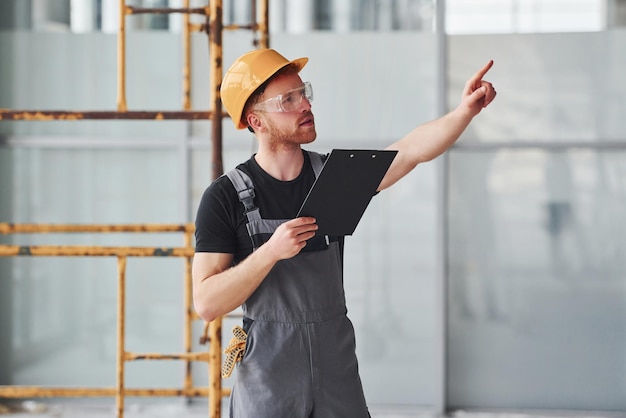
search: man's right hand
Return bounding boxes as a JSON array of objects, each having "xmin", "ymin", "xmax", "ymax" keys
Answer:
[
  {"xmin": 192, "ymin": 217, "xmax": 318, "ymax": 322},
  {"xmin": 264, "ymin": 217, "xmax": 318, "ymax": 261}
]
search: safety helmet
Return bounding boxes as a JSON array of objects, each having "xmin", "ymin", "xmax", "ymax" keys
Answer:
[{"xmin": 220, "ymin": 48, "xmax": 308, "ymax": 130}]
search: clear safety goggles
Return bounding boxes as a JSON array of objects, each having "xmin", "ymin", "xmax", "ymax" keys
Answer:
[{"xmin": 253, "ymin": 82, "xmax": 313, "ymax": 113}]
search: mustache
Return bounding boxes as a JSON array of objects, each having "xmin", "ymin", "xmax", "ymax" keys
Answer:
[{"xmin": 298, "ymin": 111, "xmax": 314, "ymax": 124}]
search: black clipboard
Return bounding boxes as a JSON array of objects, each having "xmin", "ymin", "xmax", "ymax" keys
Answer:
[{"xmin": 297, "ymin": 149, "xmax": 398, "ymax": 236}]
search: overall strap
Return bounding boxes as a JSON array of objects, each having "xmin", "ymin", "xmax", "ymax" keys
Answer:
[
  {"xmin": 308, "ymin": 150, "xmax": 324, "ymax": 177},
  {"xmin": 225, "ymin": 151, "xmax": 325, "ymax": 250},
  {"xmin": 225, "ymin": 168, "xmax": 267, "ymax": 250},
  {"xmin": 225, "ymin": 168, "xmax": 261, "ymax": 224}
]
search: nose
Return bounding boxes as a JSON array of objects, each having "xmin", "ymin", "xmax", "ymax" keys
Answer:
[{"xmin": 300, "ymin": 96, "xmax": 312, "ymax": 111}]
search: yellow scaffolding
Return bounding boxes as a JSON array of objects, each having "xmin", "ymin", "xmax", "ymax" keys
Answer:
[
  {"xmin": 0, "ymin": 223, "xmax": 226, "ymax": 417},
  {"xmin": 0, "ymin": 1, "xmax": 270, "ymax": 417},
  {"xmin": 0, "ymin": 0, "xmax": 270, "ymax": 180}
]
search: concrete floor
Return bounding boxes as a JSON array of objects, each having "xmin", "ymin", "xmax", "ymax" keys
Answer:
[
  {"xmin": 1, "ymin": 400, "xmax": 625, "ymax": 418},
  {"xmin": 0, "ymin": 400, "xmax": 432, "ymax": 418}
]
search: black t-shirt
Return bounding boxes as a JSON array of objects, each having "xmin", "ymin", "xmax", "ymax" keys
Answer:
[{"xmin": 194, "ymin": 150, "xmax": 322, "ymax": 264}]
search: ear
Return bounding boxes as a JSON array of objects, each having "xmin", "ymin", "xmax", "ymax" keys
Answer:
[{"xmin": 246, "ymin": 112, "xmax": 264, "ymax": 132}]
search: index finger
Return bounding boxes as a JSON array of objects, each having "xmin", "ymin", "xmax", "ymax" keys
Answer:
[
  {"xmin": 291, "ymin": 216, "xmax": 317, "ymax": 225},
  {"xmin": 471, "ymin": 60, "xmax": 494, "ymax": 83}
]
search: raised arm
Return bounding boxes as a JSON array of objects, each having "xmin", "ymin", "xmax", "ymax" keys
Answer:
[{"xmin": 378, "ymin": 60, "xmax": 497, "ymax": 191}]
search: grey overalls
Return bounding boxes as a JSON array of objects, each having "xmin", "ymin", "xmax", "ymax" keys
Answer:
[{"xmin": 225, "ymin": 152, "xmax": 370, "ymax": 418}]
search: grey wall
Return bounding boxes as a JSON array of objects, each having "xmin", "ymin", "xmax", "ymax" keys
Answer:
[{"xmin": 1, "ymin": 29, "xmax": 625, "ymax": 412}]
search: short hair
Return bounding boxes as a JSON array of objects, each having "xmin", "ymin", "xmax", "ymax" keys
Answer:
[{"xmin": 242, "ymin": 63, "xmax": 301, "ymax": 133}]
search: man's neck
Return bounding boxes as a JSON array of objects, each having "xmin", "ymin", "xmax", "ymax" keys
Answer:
[{"xmin": 254, "ymin": 146, "xmax": 304, "ymax": 181}]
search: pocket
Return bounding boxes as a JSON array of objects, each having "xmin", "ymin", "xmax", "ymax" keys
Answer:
[{"xmin": 240, "ymin": 319, "xmax": 256, "ymax": 362}]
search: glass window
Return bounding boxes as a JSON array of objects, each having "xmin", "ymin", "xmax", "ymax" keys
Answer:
[
  {"xmin": 7, "ymin": 0, "xmax": 623, "ymax": 34},
  {"xmin": 446, "ymin": 0, "xmax": 606, "ymax": 34},
  {"xmin": 607, "ymin": 0, "xmax": 626, "ymax": 27}
]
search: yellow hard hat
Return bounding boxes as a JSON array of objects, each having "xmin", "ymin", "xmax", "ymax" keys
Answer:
[{"xmin": 220, "ymin": 49, "xmax": 308, "ymax": 130}]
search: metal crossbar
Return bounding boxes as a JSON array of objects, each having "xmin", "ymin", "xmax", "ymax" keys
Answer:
[
  {"xmin": 0, "ymin": 0, "xmax": 270, "ymax": 180},
  {"xmin": 0, "ymin": 2, "xmax": 271, "ymax": 416},
  {"xmin": 0, "ymin": 223, "xmax": 227, "ymax": 418}
]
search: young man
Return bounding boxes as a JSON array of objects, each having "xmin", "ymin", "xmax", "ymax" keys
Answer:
[{"xmin": 192, "ymin": 48, "xmax": 496, "ymax": 418}]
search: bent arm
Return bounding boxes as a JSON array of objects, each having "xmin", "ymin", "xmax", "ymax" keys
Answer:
[
  {"xmin": 192, "ymin": 247, "xmax": 278, "ymax": 322},
  {"xmin": 192, "ymin": 216, "xmax": 318, "ymax": 322}
]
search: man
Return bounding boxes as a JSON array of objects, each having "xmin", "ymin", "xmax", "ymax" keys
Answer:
[{"xmin": 193, "ymin": 48, "xmax": 496, "ymax": 418}]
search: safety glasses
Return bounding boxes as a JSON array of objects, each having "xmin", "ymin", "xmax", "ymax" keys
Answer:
[{"xmin": 253, "ymin": 82, "xmax": 313, "ymax": 113}]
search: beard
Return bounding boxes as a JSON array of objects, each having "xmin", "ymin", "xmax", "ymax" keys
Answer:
[{"xmin": 265, "ymin": 113, "xmax": 317, "ymax": 150}]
